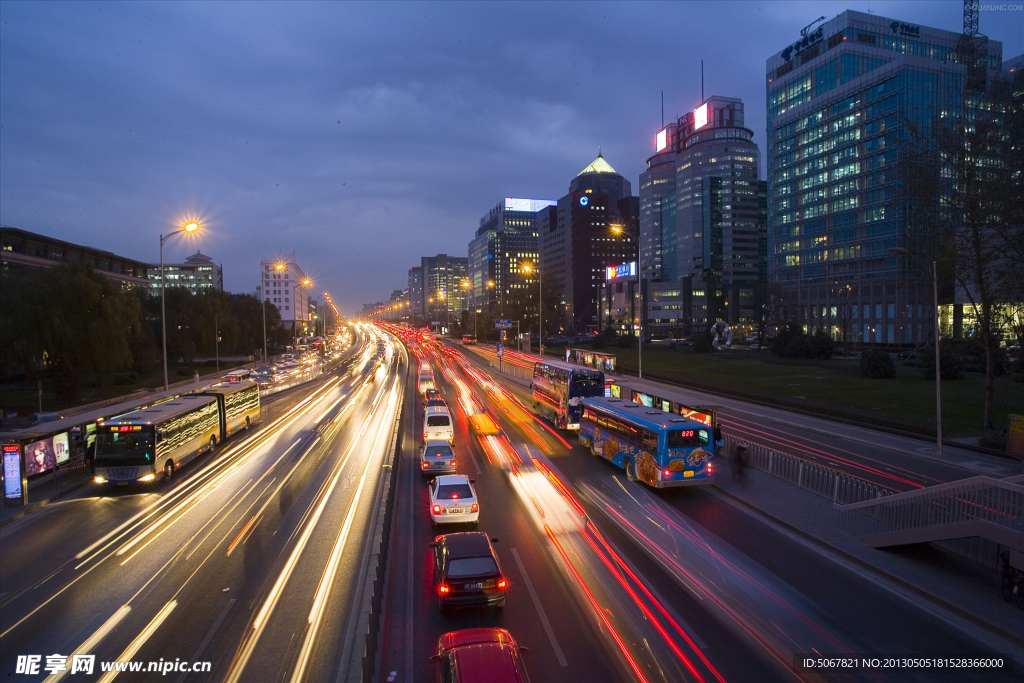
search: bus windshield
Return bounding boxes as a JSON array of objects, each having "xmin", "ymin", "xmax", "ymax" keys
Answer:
[{"xmin": 95, "ymin": 427, "xmax": 155, "ymax": 467}]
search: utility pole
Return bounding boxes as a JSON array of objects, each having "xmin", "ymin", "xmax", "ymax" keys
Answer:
[
  {"xmin": 934, "ymin": 260, "xmax": 942, "ymax": 454},
  {"xmin": 215, "ymin": 313, "xmax": 220, "ymax": 372}
]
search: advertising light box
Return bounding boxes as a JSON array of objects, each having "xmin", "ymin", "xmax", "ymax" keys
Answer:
[
  {"xmin": 694, "ymin": 102, "xmax": 709, "ymax": 130},
  {"xmin": 605, "ymin": 262, "xmax": 637, "ymax": 281},
  {"xmin": 656, "ymin": 128, "xmax": 668, "ymax": 152},
  {"xmin": 3, "ymin": 444, "xmax": 23, "ymax": 504}
]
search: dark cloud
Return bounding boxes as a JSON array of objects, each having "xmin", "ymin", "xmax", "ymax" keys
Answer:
[{"xmin": 2, "ymin": 1, "xmax": 1021, "ymax": 314}]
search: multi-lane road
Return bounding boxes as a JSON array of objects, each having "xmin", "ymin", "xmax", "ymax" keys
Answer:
[
  {"xmin": 1, "ymin": 326, "xmax": 1018, "ymax": 683},
  {"xmin": 1, "ymin": 325, "xmax": 404, "ymax": 682},
  {"xmin": 380, "ymin": 333, "xmax": 1019, "ymax": 683}
]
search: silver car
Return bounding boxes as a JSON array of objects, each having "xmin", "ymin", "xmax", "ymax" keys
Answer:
[{"xmin": 420, "ymin": 440, "xmax": 456, "ymax": 476}]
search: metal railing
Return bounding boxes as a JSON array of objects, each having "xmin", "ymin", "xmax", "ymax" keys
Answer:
[
  {"xmin": 53, "ymin": 454, "xmax": 90, "ymax": 490},
  {"xmin": 834, "ymin": 474, "xmax": 1024, "ymax": 568},
  {"xmin": 722, "ymin": 433, "xmax": 895, "ymax": 505}
]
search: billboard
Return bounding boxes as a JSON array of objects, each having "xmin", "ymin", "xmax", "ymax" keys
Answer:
[
  {"xmin": 504, "ymin": 198, "xmax": 557, "ymax": 213},
  {"xmin": 3, "ymin": 444, "xmax": 23, "ymax": 503},
  {"xmin": 656, "ymin": 128, "xmax": 668, "ymax": 152},
  {"xmin": 694, "ymin": 102, "xmax": 709, "ymax": 130},
  {"xmin": 605, "ymin": 262, "xmax": 637, "ymax": 281},
  {"xmin": 23, "ymin": 432, "xmax": 68, "ymax": 477}
]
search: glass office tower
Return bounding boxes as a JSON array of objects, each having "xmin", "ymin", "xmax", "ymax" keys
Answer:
[{"xmin": 765, "ymin": 10, "xmax": 1005, "ymax": 344}]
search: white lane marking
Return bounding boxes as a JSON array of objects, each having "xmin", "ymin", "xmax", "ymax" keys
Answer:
[
  {"xmin": 42, "ymin": 605, "xmax": 132, "ymax": 683},
  {"xmin": 173, "ymin": 598, "xmax": 236, "ymax": 683},
  {"xmin": 97, "ymin": 600, "xmax": 178, "ymax": 683},
  {"xmin": 466, "ymin": 441, "xmax": 484, "ymax": 474},
  {"xmin": 511, "ymin": 547, "xmax": 568, "ymax": 667}
]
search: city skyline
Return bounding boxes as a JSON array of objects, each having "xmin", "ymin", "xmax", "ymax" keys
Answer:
[{"xmin": 1, "ymin": 1, "xmax": 1021, "ymax": 315}]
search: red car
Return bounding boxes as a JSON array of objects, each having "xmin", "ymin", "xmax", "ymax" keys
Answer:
[{"xmin": 430, "ymin": 628, "xmax": 531, "ymax": 683}]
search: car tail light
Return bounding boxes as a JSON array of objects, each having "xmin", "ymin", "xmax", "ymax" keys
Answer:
[
  {"xmin": 451, "ymin": 493, "xmax": 458, "ymax": 499},
  {"xmin": 707, "ymin": 462, "xmax": 714, "ymax": 474},
  {"xmin": 421, "ymin": 461, "xmax": 429, "ymax": 469},
  {"xmin": 497, "ymin": 578, "xmax": 507, "ymax": 589},
  {"xmin": 470, "ymin": 503, "xmax": 478, "ymax": 513},
  {"xmin": 450, "ymin": 460, "xmax": 455, "ymax": 467},
  {"xmin": 438, "ymin": 584, "xmax": 449, "ymax": 594},
  {"xmin": 432, "ymin": 504, "xmax": 442, "ymax": 514},
  {"xmin": 663, "ymin": 469, "xmax": 670, "ymax": 478}
]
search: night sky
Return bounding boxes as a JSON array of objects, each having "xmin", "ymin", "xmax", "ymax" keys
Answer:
[{"xmin": 2, "ymin": 1, "xmax": 1021, "ymax": 315}]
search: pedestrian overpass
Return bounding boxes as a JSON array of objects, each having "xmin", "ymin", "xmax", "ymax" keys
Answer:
[{"xmin": 836, "ymin": 473, "xmax": 1024, "ymax": 568}]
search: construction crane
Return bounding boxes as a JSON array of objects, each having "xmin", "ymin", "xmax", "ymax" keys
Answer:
[{"xmin": 961, "ymin": 0, "xmax": 989, "ymax": 91}]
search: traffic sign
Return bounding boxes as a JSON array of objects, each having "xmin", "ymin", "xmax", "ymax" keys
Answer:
[
  {"xmin": 495, "ymin": 319, "xmax": 513, "ymax": 329},
  {"xmin": 496, "ymin": 343, "xmax": 504, "ymax": 358}
]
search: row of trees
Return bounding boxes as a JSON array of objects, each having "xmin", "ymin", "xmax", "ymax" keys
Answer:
[{"xmin": 0, "ymin": 264, "xmax": 288, "ymax": 402}]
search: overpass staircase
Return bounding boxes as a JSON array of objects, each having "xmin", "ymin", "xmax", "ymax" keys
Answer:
[{"xmin": 836, "ymin": 474, "xmax": 1024, "ymax": 568}]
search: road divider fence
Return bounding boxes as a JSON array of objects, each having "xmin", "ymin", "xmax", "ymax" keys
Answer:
[
  {"xmin": 348, "ymin": 364, "xmax": 405, "ymax": 683},
  {"xmin": 721, "ymin": 433, "xmax": 894, "ymax": 505}
]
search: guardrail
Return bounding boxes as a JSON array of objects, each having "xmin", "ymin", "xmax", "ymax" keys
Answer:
[
  {"xmin": 461, "ymin": 344, "xmax": 533, "ymax": 384},
  {"xmin": 834, "ymin": 473, "xmax": 1024, "ymax": 569},
  {"xmin": 347, "ymin": 362, "xmax": 405, "ymax": 683},
  {"xmin": 722, "ymin": 433, "xmax": 895, "ymax": 505},
  {"xmin": 53, "ymin": 454, "xmax": 90, "ymax": 490}
]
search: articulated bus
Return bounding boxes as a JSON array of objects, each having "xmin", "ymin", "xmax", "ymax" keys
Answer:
[
  {"xmin": 530, "ymin": 360, "xmax": 604, "ymax": 429},
  {"xmin": 579, "ymin": 397, "xmax": 715, "ymax": 488},
  {"xmin": 94, "ymin": 381, "xmax": 260, "ymax": 485}
]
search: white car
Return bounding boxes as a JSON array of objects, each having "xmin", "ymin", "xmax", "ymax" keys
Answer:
[
  {"xmin": 424, "ymin": 406, "xmax": 454, "ymax": 443},
  {"xmin": 429, "ymin": 474, "xmax": 479, "ymax": 525},
  {"xmin": 418, "ymin": 370, "xmax": 436, "ymax": 394},
  {"xmin": 421, "ymin": 440, "xmax": 457, "ymax": 476}
]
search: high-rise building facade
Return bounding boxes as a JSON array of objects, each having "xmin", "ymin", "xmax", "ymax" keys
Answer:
[
  {"xmin": 765, "ymin": 10, "xmax": 1006, "ymax": 344},
  {"xmin": 639, "ymin": 96, "xmax": 767, "ymax": 335},
  {"xmin": 147, "ymin": 251, "xmax": 223, "ymax": 296},
  {"xmin": 259, "ymin": 253, "xmax": 311, "ymax": 335},
  {"xmin": 420, "ymin": 254, "xmax": 469, "ymax": 325},
  {"xmin": 408, "ymin": 266, "xmax": 424, "ymax": 320},
  {"xmin": 541, "ymin": 153, "xmax": 637, "ymax": 333},
  {"xmin": 468, "ymin": 198, "xmax": 555, "ymax": 315}
]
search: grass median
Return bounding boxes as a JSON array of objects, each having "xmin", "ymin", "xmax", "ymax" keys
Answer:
[{"xmin": 549, "ymin": 345, "xmax": 1024, "ymax": 441}]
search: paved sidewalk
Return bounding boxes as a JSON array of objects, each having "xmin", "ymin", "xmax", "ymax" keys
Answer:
[{"xmin": 714, "ymin": 465, "xmax": 1024, "ymax": 652}]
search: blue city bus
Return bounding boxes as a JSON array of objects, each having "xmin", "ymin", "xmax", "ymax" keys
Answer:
[
  {"xmin": 530, "ymin": 360, "xmax": 604, "ymax": 429},
  {"xmin": 579, "ymin": 397, "xmax": 715, "ymax": 488}
]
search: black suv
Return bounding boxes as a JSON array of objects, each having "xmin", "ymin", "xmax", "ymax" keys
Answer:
[{"xmin": 431, "ymin": 532, "xmax": 506, "ymax": 611}]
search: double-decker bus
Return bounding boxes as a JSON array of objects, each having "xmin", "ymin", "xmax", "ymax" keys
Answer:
[
  {"xmin": 94, "ymin": 381, "xmax": 260, "ymax": 485},
  {"xmin": 579, "ymin": 397, "xmax": 715, "ymax": 488},
  {"xmin": 530, "ymin": 360, "xmax": 604, "ymax": 429}
]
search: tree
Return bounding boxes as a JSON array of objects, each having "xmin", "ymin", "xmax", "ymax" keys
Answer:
[
  {"xmin": 753, "ymin": 280, "xmax": 787, "ymax": 345},
  {"xmin": 901, "ymin": 85, "xmax": 1023, "ymax": 429},
  {"xmin": 0, "ymin": 265, "xmax": 140, "ymax": 401},
  {"xmin": 833, "ymin": 283, "xmax": 854, "ymax": 350}
]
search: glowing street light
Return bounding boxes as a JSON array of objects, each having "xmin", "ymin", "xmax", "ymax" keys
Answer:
[
  {"xmin": 160, "ymin": 219, "xmax": 202, "ymax": 390},
  {"xmin": 520, "ymin": 262, "xmax": 543, "ymax": 353}
]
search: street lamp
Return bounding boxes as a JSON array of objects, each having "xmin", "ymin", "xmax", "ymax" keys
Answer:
[
  {"xmin": 461, "ymin": 279, "xmax": 474, "ymax": 337},
  {"xmin": 521, "ymin": 263, "xmax": 542, "ymax": 354},
  {"xmin": 160, "ymin": 220, "xmax": 200, "ymax": 390},
  {"xmin": 891, "ymin": 246, "xmax": 942, "ymax": 453},
  {"xmin": 261, "ymin": 262, "xmax": 286, "ymax": 363},
  {"xmin": 611, "ymin": 224, "xmax": 642, "ymax": 378}
]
